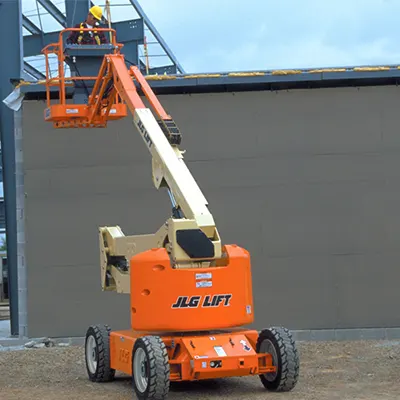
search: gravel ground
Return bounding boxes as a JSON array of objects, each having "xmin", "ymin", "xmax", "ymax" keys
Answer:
[{"xmin": 1, "ymin": 340, "xmax": 399, "ymax": 400}]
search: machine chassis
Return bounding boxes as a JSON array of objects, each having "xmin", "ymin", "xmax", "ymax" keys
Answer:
[{"xmin": 84, "ymin": 324, "xmax": 300, "ymax": 399}]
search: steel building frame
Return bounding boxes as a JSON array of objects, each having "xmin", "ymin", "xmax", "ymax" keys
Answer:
[
  {"xmin": 0, "ymin": 0, "xmax": 24, "ymax": 337},
  {"xmin": 0, "ymin": 0, "xmax": 184, "ymax": 338},
  {"xmin": 22, "ymin": 0, "xmax": 184, "ymax": 77}
]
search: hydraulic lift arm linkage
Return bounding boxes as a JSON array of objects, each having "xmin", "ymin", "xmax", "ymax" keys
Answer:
[{"xmin": 95, "ymin": 54, "xmax": 222, "ymax": 293}]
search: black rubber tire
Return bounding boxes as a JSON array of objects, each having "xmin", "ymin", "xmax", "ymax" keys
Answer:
[
  {"xmin": 84, "ymin": 324, "xmax": 115, "ymax": 383},
  {"xmin": 256, "ymin": 326, "xmax": 299, "ymax": 392},
  {"xmin": 132, "ymin": 336, "xmax": 170, "ymax": 400}
]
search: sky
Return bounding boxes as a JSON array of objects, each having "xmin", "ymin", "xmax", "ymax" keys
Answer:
[{"xmin": 21, "ymin": 0, "xmax": 400, "ymax": 74}]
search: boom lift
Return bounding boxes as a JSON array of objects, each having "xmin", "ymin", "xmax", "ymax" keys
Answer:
[{"xmin": 41, "ymin": 28, "xmax": 300, "ymax": 399}]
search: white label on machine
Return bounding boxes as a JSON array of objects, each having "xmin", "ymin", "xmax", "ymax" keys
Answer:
[
  {"xmin": 196, "ymin": 280, "xmax": 212, "ymax": 288},
  {"xmin": 214, "ymin": 346, "xmax": 227, "ymax": 357},
  {"xmin": 66, "ymin": 108, "xmax": 79, "ymax": 114},
  {"xmin": 246, "ymin": 305, "xmax": 252, "ymax": 314},
  {"xmin": 102, "ymin": 108, "xmax": 117, "ymax": 114},
  {"xmin": 194, "ymin": 355, "xmax": 209, "ymax": 359},
  {"xmin": 240, "ymin": 340, "xmax": 252, "ymax": 352},
  {"xmin": 196, "ymin": 272, "xmax": 212, "ymax": 280},
  {"xmin": 202, "ymin": 361, "xmax": 207, "ymax": 368}
]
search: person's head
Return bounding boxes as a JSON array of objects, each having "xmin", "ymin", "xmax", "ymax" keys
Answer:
[{"xmin": 86, "ymin": 5, "xmax": 102, "ymax": 25}]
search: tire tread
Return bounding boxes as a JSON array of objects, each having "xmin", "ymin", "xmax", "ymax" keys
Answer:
[
  {"xmin": 133, "ymin": 335, "xmax": 170, "ymax": 400},
  {"xmin": 256, "ymin": 326, "xmax": 299, "ymax": 392},
  {"xmin": 85, "ymin": 324, "xmax": 115, "ymax": 383}
]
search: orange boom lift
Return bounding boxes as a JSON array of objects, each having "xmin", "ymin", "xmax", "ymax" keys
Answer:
[{"xmin": 41, "ymin": 28, "xmax": 300, "ymax": 399}]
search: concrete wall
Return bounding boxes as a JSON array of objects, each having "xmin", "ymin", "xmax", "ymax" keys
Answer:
[{"xmin": 22, "ymin": 85, "xmax": 400, "ymax": 338}]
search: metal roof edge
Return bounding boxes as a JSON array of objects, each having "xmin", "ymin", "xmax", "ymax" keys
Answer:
[{"xmin": 20, "ymin": 64, "xmax": 400, "ymax": 98}]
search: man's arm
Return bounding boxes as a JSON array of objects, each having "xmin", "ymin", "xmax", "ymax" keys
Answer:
[
  {"xmin": 99, "ymin": 30, "xmax": 108, "ymax": 44},
  {"xmin": 66, "ymin": 23, "xmax": 81, "ymax": 44}
]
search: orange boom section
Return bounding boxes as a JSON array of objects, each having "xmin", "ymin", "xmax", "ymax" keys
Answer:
[{"xmin": 130, "ymin": 245, "xmax": 254, "ymax": 332}]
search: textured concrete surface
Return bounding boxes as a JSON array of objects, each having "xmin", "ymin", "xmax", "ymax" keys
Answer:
[
  {"xmin": 21, "ymin": 85, "xmax": 400, "ymax": 338},
  {"xmin": 1, "ymin": 339, "xmax": 399, "ymax": 400}
]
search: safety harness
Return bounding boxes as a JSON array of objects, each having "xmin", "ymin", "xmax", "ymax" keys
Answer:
[{"xmin": 77, "ymin": 22, "xmax": 101, "ymax": 45}]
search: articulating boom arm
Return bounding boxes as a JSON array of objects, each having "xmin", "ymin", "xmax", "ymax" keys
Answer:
[{"xmin": 92, "ymin": 54, "xmax": 222, "ymax": 293}]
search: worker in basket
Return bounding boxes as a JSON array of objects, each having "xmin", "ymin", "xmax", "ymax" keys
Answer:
[{"xmin": 66, "ymin": 5, "xmax": 108, "ymax": 45}]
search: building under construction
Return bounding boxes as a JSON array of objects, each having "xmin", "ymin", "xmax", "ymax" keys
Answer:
[{"xmin": 1, "ymin": 0, "xmax": 400, "ymax": 343}]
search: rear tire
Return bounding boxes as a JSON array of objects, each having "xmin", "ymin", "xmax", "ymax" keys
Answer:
[
  {"xmin": 132, "ymin": 336, "xmax": 170, "ymax": 400},
  {"xmin": 256, "ymin": 326, "xmax": 299, "ymax": 392},
  {"xmin": 85, "ymin": 324, "xmax": 115, "ymax": 382}
]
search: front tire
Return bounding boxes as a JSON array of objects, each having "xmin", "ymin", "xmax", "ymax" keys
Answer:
[
  {"xmin": 85, "ymin": 324, "xmax": 115, "ymax": 382},
  {"xmin": 256, "ymin": 326, "xmax": 299, "ymax": 392},
  {"xmin": 132, "ymin": 336, "xmax": 170, "ymax": 400}
]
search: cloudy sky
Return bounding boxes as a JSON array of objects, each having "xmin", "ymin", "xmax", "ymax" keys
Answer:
[{"xmin": 22, "ymin": 0, "xmax": 400, "ymax": 73}]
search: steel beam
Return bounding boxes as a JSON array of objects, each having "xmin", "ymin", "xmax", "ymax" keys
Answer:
[
  {"xmin": 23, "ymin": 62, "xmax": 46, "ymax": 80},
  {"xmin": 24, "ymin": 31, "xmax": 59, "ymax": 57},
  {"xmin": 128, "ymin": 0, "xmax": 184, "ymax": 73},
  {"xmin": 0, "ymin": 0, "xmax": 23, "ymax": 336},
  {"xmin": 22, "ymin": 71, "xmax": 36, "ymax": 82},
  {"xmin": 23, "ymin": 18, "xmax": 144, "ymax": 57},
  {"xmin": 122, "ymin": 41, "xmax": 140, "ymax": 68},
  {"xmin": 37, "ymin": 0, "xmax": 66, "ymax": 27},
  {"xmin": 65, "ymin": 0, "xmax": 89, "ymax": 28},
  {"xmin": 22, "ymin": 15, "xmax": 41, "ymax": 35},
  {"xmin": 0, "ymin": 198, "xmax": 4, "ymax": 230}
]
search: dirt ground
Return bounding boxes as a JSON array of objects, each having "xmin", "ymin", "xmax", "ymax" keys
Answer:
[{"xmin": 0, "ymin": 339, "xmax": 399, "ymax": 400}]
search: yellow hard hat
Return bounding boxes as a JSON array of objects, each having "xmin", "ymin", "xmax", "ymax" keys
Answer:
[{"xmin": 89, "ymin": 5, "xmax": 103, "ymax": 20}]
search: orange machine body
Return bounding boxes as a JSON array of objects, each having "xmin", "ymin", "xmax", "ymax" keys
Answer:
[
  {"xmin": 109, "ymin": 329, "xmax": 275, "ymax": 381},
  {"xmin": 130, "ymin": 245, "xmax": 254, "ymax": 332}
]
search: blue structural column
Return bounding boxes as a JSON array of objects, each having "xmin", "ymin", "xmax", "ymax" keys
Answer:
[
  {"xmin": 65, "ymin": 0, "xmax": 89, "ymax": 27},
  {"xmin": 0, "ymin": 0, "xmax": 23, "ymax": 336}
]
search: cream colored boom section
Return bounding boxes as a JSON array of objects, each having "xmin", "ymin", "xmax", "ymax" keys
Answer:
[
  {"xmin": 133, "ymin": 108, "xmax": 215, "ymax": 230},
  {"xmin": 99, "ymin": 107, "xmax": 222, "ymax": 294}
]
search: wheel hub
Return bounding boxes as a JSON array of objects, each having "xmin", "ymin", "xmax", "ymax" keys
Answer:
[
  {"xmin": 260, "ymin": 339, "xmax": 278, "ymax": 381},
  {"xmin": 86, "ymin": 335, "xmax": 98, "ymax": 374},
  {"xmin": 141, "ymin": 361, "xmax": 146, "ymax": 377},
  {"xmin": 134, "ymin": 348, "xmax": 148, "ymax": 393}
]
